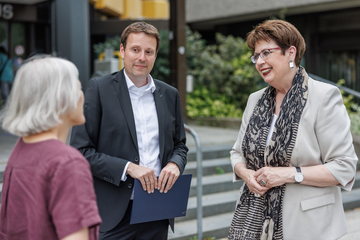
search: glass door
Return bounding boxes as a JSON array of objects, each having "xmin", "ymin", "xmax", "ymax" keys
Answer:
[
  {"xmin": 11, "ymin": 22, "xmax": 26, "ymax": 70},
  {"xmin": 0, "ymin": 21, "xmax": 8, "ymax": 50}
]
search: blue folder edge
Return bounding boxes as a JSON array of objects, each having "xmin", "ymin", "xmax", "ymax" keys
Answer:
[{"xmin": 130, "ymin": 174, "xmax": 192, "ymax": 224}]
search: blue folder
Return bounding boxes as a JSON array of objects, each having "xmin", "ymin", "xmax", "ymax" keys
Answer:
[{"xmin": 130, "ymin": 174, "xmax": 192, "ymax": 224}]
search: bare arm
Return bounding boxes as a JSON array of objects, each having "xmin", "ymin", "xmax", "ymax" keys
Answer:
[
  {"xmin": 61, "ymin": 227, "xmax": 89, "ymax": 240},
  {"xmin": 301, "ymin": 165, "xmax": 340, "ymax": 187},
  {"xmin": 254, "ymin": 165, "xmax": 339, "ymax": 190}
]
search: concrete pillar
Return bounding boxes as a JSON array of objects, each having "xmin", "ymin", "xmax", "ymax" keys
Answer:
[
  {"xmin": 55, "ymin": 0, "xmax": 90, "ymax": 90},
  {"xmin": 169, "ymin": 0, "xmax": 187, "ymax": 122}
]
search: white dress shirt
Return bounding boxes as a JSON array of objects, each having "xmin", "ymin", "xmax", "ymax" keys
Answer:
[
  {"xmin": 266, "ymin": 114, "xmax": 278, "ymax": 147},
  {"xmin": 121, "ymin": 71, "xmax": 161, "ymax": 185}
]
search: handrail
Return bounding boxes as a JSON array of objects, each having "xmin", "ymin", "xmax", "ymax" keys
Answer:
[
  {"xmin": 184, "ymin": 124, "xmax": 203, "ymax": 240},
  {"xmin": 308, "ymin": 73, "xmax": 360, "ymax": 99}
]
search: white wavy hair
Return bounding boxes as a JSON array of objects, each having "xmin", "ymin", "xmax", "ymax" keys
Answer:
[{"xmin": 1, "ymin": 56, "xmax": 80, "ymax": 137}]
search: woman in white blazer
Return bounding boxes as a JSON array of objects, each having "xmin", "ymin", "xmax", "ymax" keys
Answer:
[{"xmin": 228, "ymin": 20, "xmax": 358, "ymax": 240}]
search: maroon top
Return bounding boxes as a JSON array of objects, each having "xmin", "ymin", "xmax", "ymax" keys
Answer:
[{"xmin": 0, "ymin": 138, "xmax": 101, "ymax": 240}]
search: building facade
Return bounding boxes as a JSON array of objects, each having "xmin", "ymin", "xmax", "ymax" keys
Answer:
[
  {"xmin": 0, "ymin": 1, "xmax": 51, "ymax": 71},
  {"xmin": 0, "ymin": 0, "xmax": 171, "ymax": 89},
  {"xmin": 0, "ymin": 0, "xmax": 91, "ymax": 87}
]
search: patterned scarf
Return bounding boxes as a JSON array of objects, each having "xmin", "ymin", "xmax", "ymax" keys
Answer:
[{"xmin": 228, "ymin": 67, "xmax": 309, "ymax": 240}]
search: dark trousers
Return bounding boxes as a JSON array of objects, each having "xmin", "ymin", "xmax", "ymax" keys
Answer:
[{"xmin": 99, "ymin": 201, "xmax": 168, "ymax": 240}]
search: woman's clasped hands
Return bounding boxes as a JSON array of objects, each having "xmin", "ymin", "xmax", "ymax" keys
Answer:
[{"xmin": 250, "ymin": 167, "xmax": 295, "ymax": 197}]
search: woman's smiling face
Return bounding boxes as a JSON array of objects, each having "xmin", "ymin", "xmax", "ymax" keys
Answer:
[{"xmin": 254, "ymin": 39, "xmax": 291, "ymax": 88}]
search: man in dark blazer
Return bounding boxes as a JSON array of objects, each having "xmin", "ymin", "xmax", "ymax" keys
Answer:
[{"xmin": 70, "ymin": 22, "xmax": 188, "ymax": 239}]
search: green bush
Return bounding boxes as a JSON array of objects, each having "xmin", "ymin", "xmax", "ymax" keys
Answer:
[
  {"xmin": 338, "ymin": 79, "xmax": 360, "ymax": 136},
  {"xmin": 186, "ymin": 86, "xmax": 242, "ymax": 118},
  {"xmin": 93, "ymin": 36, "xmax": 121, "ymax": 56},
  {"xmin": 152, "ymin": 27, "xmax": 207, "ymax": 84},
  {"xmin": 349, "ymin": 105, "xmax": 360, "ymax": 136},
  {"xmin": 187, "ymin": 32, "xmax": 264, "ymax": 116}
]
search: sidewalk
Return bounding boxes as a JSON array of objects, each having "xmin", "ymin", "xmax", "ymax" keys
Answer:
[{"xmin": 1, "ymin": 125, "xmax": 360, "ymax": 239}]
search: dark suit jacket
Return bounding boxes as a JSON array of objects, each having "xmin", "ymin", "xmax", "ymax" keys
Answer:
[{"xmin": 70, "ymin": 69, "xmax": 188, "ymax": 232}]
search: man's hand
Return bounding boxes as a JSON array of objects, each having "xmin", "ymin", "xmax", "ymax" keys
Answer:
[
  {"xmin": 158, "ymin": 162, "xmax": 180, "ymax": 193},
  {"xmin": 126, "ymin": 163, "xmax": 157, "ymax": 193}
]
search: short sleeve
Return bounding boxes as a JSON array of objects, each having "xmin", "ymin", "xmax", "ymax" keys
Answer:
[
  {"xmin": 48, "ymin": 156, "xmax": 101, "ymax": 239},
  {"xmin": 315, "ymin": 87, "xmax": 358, "ymax": 190}
]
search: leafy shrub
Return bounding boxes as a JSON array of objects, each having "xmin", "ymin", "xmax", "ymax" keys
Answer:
[
  {"xmin": 338, "ymin": 79, "xmax": 360, "ymax": 136},
  {"xmin": 152, "ymin": 27, "xmax": 207, "ymax": 84},
  {"xmin": 216, "ymin": 166, "xmax": 225, "ymax": 175},
  {"xmin": 188, "ymin": 32, "xmax": 264, "ymax": 113},
  {"xmin": 93, "ymin": 36, "xmax": 121, "ymax": 56},
  {"xmin": 186, "ymin": 86, "xmax": 242, "ymax": 118},
  {"xmin": 349, "ymin": 105, "xmax": 360, "ymax": 136}
]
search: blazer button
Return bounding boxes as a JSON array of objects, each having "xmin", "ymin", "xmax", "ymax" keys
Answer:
[
  {"xmin": 134, "ymin": 157, "xmax": 139, "ymax": 162},
  {"xmin": 128, "ymin": 183, "xmax": 133, "ymax": 188}
]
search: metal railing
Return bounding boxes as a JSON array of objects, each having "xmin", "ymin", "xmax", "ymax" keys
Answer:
[
  {"xmin": 184, "ymin": 124, "xmax": 203, "ymax": 240},
  {"xmin": 308, "ymin": 73, "xmax": 360, "ymax": 99}
]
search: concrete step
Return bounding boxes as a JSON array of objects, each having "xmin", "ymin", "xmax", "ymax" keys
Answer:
[
  {"xmin": 179, "ymin": 185, "xmax": 360, "ymax": 221},
  {"xmin": 343, "ymin": 188, "xmax": 360, "ymax": 210},
  {"xmin": 176, "ymin": 190, "xmax": 239, "ymax": 222},
  {"xmin": 187, "ymin": 144, "xmax": 232, "ymax": 162},
  {"xmin": 184, "ymin": 157, "xmax": 232, "ymax": 177},
  {"xmin": 351, "ymin": 171, "xmax": 360, "ymax": 190},
  {"xmin": 169, "ymin": 212, "xmax": 233, "ymax": 240},
  {"xmin": 189, "ymin": 173, "xmax": 243, "ymax": 197}
]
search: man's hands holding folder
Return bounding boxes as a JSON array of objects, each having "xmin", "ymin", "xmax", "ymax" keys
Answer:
[
  {"xmin": 126, "ymin": 162, "xmax": 180, "ymax": 194},
  {"xmin": 158, "ymin": 162, "xmax": 180, "ymax": 193}
]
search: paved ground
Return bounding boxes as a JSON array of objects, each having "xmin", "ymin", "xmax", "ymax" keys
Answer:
[
  {"xmin": 185, "ymin": 124, "xmax": 239, "ymax": 148},
  {"xmin": 1, "ymin": 124, "xmax": 360, "ymax": 239}
]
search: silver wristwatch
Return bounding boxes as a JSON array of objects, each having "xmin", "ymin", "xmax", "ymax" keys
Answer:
[{"xmin": 294, "ymin": 167, "xmax": 304, "ymax": 183}]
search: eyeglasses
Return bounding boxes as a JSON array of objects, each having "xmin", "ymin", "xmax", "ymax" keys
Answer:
[{"xmin": 250, "ymin": 47, "xmax": 282, "ymax": 64}]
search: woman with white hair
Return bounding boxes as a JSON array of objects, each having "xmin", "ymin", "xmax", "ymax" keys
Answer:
[{"xmin": 0, "ymin": 55, "xmax": 101, "ymax": 240}]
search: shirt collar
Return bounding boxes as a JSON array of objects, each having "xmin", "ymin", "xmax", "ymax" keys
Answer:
[{"xmin": 123, "ymin": 70, "xmax": 156, "ymax": 93}]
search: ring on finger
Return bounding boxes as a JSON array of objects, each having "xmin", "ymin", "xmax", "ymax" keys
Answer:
[
  {"xmin": 145, "ymin": 179, "xmax": 149, "ymax": 183},
  {"xmin": 259, "ymin": 180, "xmax": 266, "ymax": 187}
]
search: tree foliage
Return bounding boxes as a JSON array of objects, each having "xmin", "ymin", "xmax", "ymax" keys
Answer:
[{"xmin": 186, "ymin": 31, "xmax": 264, "ymax": 113}]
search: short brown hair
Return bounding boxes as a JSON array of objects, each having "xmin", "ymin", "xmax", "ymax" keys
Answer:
[
  {"xmin": 247, "ymin": 20, "xmax": 306, "ymax": 66},
  {"xmin": 121, "ymin": 21, "xmax": 160, "ymax": 53}
]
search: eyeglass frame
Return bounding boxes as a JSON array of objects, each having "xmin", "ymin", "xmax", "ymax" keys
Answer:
[{"xmin": 250, "ymin": 47, "xmax": 282, "ymax": 64}]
